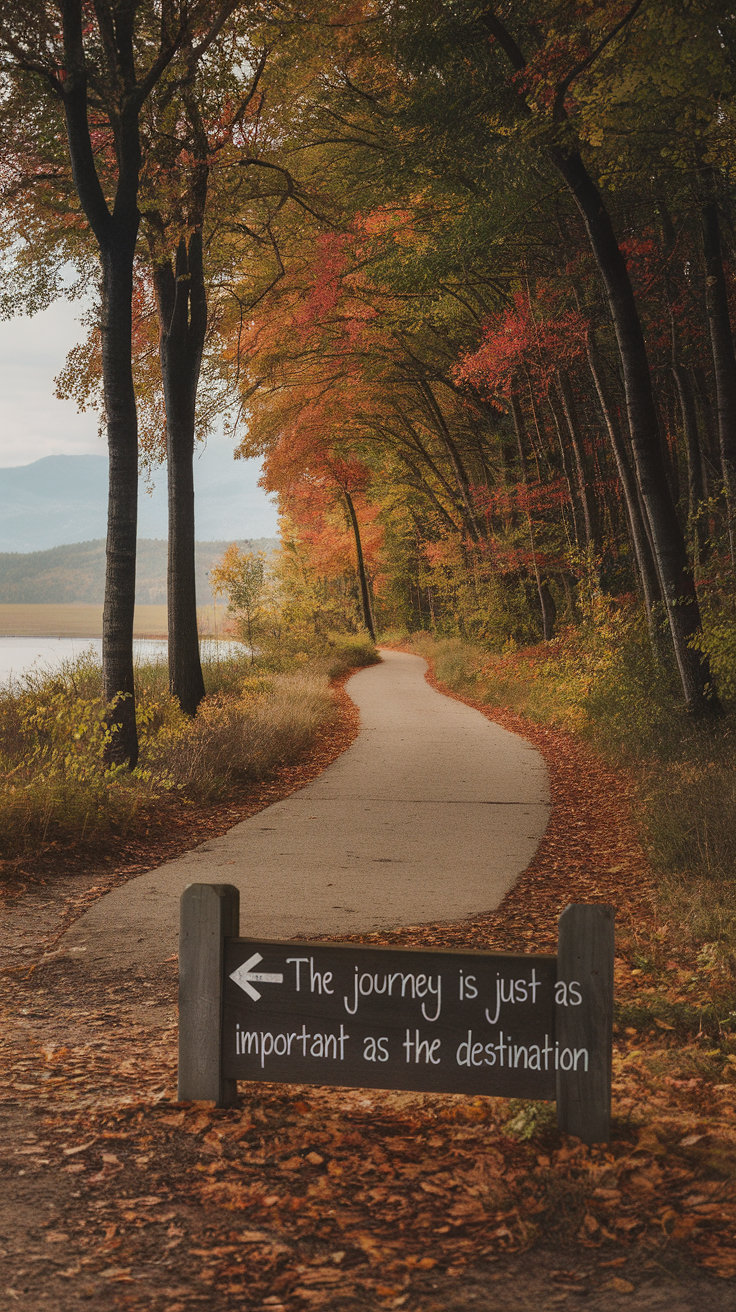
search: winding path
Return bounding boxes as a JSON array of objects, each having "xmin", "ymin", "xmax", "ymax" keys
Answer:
[{"xmin": 62, "ymin": 649, "xmax": 550, "ymax": 968}]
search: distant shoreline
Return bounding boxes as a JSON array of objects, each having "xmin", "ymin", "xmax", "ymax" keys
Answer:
[
  {"xmin": 0, "ymin": 602, "xmax": 230, "ymax": 639},
  {"xmin": 0, "ymin": 603, "xmax": 168, "ymax": 638}
]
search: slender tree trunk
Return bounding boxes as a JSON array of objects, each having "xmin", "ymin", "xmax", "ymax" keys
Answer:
[
  {"xmin": 547, "ymin": 386, "xmax": 583, "ymax": 545},
  {"xmin": 692, "ymin": 364, "xmax": 720, "ymax": 493},
  {"xmin": 509, "ymin": 385, "xmax": 529, "ymax": 480},
  {"xmin": 556, "ymin": 369, "xmax": 597, "ymax": 549},
  {"xmin": 538, "ymin": 578, "xmax": 557, "ymax": 640},
  {"xmin": 153, "ymin": 235, "xmax": 207, "ymax": 715},
  {"xmin": 393, "ymin": 413, "xmax": 470, "ymax": 528},
  {"xmin": 702, "ymin": 197, "xmax": 736, "ymax": 564},
  {"xmin": 550, "ymin": 145, "xmax": 719, "ymax": 712},
  {"xmin": 510, "ymin": 387, "xmax": 555, "ymax": 638},
  {"xmin": 343, "ymin": 489, "xmax": 376, "ymax": 640},
  {"xmin": 58, "ymin": 3, "xmax": 151, "ymax": 766},
  {"xmin": 394, "ymin": 445, "xmax": 463, "ymax": 535},
  {"xmin": 420, "ymin": 381, "xmax": 484, "ymax": 541},
  {"xmin": 672, "ymin": 362, "xmax": 707, "ymax": 568},
  {"xmin": 525, "ymin": 381, "xmax": 550, "ymax": 482},
  {"xmin": 585, "ymin": 329, "xmax": 662, "ymax": 629},
  {"xmin": 100, "ymin": 244, "xmax": 140, "ymax": 766}
]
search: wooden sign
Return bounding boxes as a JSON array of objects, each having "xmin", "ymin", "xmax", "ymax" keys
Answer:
[
  {"xmin": 178, "ymin": 885, "xmax": 614, "ymax": 1145},
  {"xmin": 223, "ymin": 939, "xmax": 558, "ymax": 1099}
]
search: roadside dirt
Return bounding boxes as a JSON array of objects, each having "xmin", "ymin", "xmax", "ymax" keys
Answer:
[{"xmin": 1, "ymin": 664, "xmax": 734, "ymax": 1310}]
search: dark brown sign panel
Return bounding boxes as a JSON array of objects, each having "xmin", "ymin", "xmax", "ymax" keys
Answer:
[
  {"xmin": 178, "ymin": 886, "xmax": 615, "ymax": 1145},
  {"xmin": 223, "ymin": 939, "xmax": 559, "ymax": 1098}
]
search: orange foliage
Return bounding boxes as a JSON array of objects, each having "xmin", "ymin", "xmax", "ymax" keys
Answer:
[{"xmin": 455, "ymin": 291, "xmax": 588, "ymax": 396}]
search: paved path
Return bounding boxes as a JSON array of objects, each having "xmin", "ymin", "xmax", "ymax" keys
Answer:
[{"xmin": 62, "ymin": 650, "xmax": 550, "ymax": 968}]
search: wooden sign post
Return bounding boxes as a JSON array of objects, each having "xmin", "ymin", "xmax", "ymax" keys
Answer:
[{"xmin": 179, "ymin": 885, "xmax": 614, "ymax": 1145}]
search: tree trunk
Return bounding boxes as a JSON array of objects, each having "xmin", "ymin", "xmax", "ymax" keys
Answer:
[
  {"xmin": 550, "ymin": 144, "xmax": 719, "ymax": 713},
  {"xmin": 585, "ymin": 329, "xmax": 662, "ymax": 629},
  {"xmin": 672, "ymin": 362, "xmax": 707, "ymax": 568},
  {"xmin": 510, "ymin": 387, "xmax": 555, "ymax": 639},
  {"xmin": 509, "ymin": 385, "xmax": 529, "ymax": 480},
  {"xmin": 538, "ymin": 579, "xmax": 557, "ymax": 641},
  {"xmin": 59, "ymin": 2, "xmax": 145, "ymax": 766},
  {"xmin": 692, "ymin": 364, "xmax": 720, "ymax": 492},
  {"xmin": 546, "ymin": 385, "xmax": 583, "ymax": 545},
  {"xmin": 420, "ymin": 381, "xmax": 484, "ymax": 542},
  {"xmin": 154, "ymin": 235, "xmax": 207, "ymax": 716},
  {"xmin": 343, "ymin": 489, "xmax": 376, "ymax": 640},
  {"xmin": 100, "ymin": 245, "xmax": 140, "ymax": 767},
  {"xmin": 393, "ymin": 413, "xmax": 469, "ymax": 529},
  {"xmin": 701, "ymin": 197, "xmax": 736, "ymax": 563},
  {"xmin": 556, "ymin": 368, "xmax": 597, "ymax": 549}
]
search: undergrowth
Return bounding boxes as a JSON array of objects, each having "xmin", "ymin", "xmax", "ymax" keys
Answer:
[
  {"xmin": 391, "ymin": 599, "xmax": 736, "ymax": 956},
  {"xmin": 0, "ymin": 634, "xmax": 377, "ymax": 862}
]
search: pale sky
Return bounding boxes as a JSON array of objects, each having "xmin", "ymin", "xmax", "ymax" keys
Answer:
[
  {"xmin": 0, "ymin": 298, "xmax": 279, "ymax": 539},
  {"xmin": 0, "ymin": 299, "xmax": 101, "ymax": 466}
]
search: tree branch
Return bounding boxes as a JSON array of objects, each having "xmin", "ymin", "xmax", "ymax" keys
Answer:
[
  {"xmin": 479, "ymin": 10, "xmax": 527, "ymax": 71},
  {"xmin": 552, "ymin": 0, "xmax": 646, "ymax": 123}
]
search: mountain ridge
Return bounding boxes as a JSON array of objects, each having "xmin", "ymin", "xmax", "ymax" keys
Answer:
[
  {"xmin": 0, "ymin": 450, "xmax": 278, "ymax": 551},
  {"xmin": 0, "ymin": 537, "xmax": 278, "ymax": 606}
]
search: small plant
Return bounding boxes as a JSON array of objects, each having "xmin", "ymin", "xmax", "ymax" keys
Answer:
[{"xmin": 502, "ymin": 1099, "xmax": 557, "ymax": 1141}]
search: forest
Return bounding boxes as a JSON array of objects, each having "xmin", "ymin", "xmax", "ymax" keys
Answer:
[
  {"xmin": 4, "ymin": 9, "xmax": 736, "ymax": 1297},
  {"xmin": 0, "ymin": 1, "xmax": 734, "ymax": 800},
  {"xmin": 0, "ymin": 0, "xmax": 734, "ymax": 768}
]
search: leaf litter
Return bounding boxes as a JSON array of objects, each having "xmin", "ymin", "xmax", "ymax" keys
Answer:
[{"xmin": 1, "ymin": 671, "xmax": 736, "ymax": 1308}]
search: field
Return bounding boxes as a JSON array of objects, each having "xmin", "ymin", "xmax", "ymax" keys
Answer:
[
  {"xmin": 0, "ymin": 602, "xmax": 238, "ymax": 637},
  {"xmin": 0, "ymin": 603, "xmax": 169, "ymax": 637}
]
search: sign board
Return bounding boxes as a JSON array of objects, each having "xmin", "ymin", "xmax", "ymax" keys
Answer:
[
  {"xmin": 223, "ymin": 940, "xmax": 558, "ymax": 1099},
  {"xmin": 178, "ymin": 885, "xmax": 614, "ymax": 1145}
]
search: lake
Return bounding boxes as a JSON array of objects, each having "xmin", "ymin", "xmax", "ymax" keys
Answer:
[{"xmin": 0, "ymin": 636, "xmax": 240, "ymax": 686}]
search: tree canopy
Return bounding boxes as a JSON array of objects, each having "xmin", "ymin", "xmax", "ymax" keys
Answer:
[{"xmin": 4, "ymin": 0, "xmax": 736, "ymax": 721}]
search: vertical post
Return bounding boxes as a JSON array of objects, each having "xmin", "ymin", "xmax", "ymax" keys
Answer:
[
  {"xmin": 178, "ymin": 883, "xmax": 240, "ymax": 1107},
  {"xmin": 556, "ymin": 903, "xmax": 615, "ymax": 1145}
]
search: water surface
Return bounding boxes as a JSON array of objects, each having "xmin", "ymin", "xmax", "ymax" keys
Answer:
[{"xmin": 0, "ymin": 636, "xmax": 238, "ymax": 686}]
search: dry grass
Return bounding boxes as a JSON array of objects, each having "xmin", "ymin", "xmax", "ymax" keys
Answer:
[
  {"xmin": 0, "ymin": 603, "xmax": 168, "ymax": 637},
  {"xmin": 145, "ymin": 670, "xmax": 336, "ymax": 800},
  {"xmin": 0, "ymin": 635, "xmax": 378, "ymax": 862}
]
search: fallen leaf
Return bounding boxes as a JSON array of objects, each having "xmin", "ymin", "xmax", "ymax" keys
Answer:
[
  {"xmin": 702, "ymin": 1252, "xmax": 736, "ymax": 1278},
  {"xmin": 100, "ymin": 1267, "xmax": 132, "ymax": 1281}
]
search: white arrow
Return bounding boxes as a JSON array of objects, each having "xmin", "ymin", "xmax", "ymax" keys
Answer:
[{"xmin": 229, "ymin": 952, "xmax": 284, "ymax": 1002}]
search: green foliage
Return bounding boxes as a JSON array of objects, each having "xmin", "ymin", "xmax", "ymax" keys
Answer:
[
  {"xmin": 415, "ymin": 537, "xmax": 550, "ymax": 648},
  {"xmin": 210, "ymin": 545, "xmax": 269, "ymax": 659},
  {"xmin": 695, "ymin": 604, "xmax": 736, "ymax": 707},
  {"xmin": 216, "ymin": 532, "xmax": 381, "ymax": 667},
  {"xmin": 502, "ymin": 1100, "xmax": 558, "ymax": 1142}
]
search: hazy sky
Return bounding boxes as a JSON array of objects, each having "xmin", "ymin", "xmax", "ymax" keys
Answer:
[
  {"xmin": 0, "ymin": 298, "xmax": 279, "ymax": 537},
  {"xmin": 0, "ymin": 299, "xmax": 100, "ymax": 466}
]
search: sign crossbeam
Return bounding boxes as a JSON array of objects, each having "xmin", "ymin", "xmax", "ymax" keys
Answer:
[{"xmin": 178, "ymin": 885, "xmax": 614, "ymax": 1145}]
